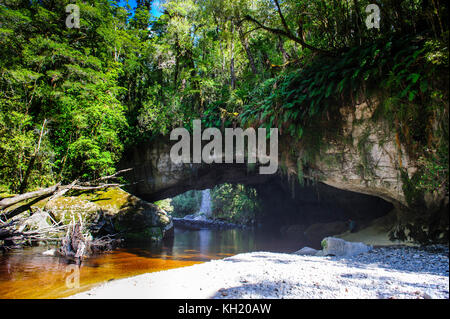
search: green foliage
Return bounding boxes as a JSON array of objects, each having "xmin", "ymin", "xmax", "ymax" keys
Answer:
[
  {"xmin": 0, "ymin": 0, "xmax": 448, "ymax": 200},
  {"xmin": 321, "ymin": 239, "xmax": 327, "ymax": 249},
  {"xmin": 0, "ymin": 0, "xmax": 127, "ymax": 191},
  {"xmin": 211, "ymin": 183, "xmax": 259, "ymax": 225},
  {"xmin": 242, "ymin": 34, "xmax": 448, "ymax": 203},
  {"xmin": 402, "ymin": 141, "xmax": 449, "ymax": 207},
  {"xmin": 241, "ymin": 36, "xmax": 444, "ymax": 138},
  {"xmin": 401, "ymin": 169, "xmax": 425, "ymax": 208},
  {"xmin": 154, "ymin": 198, "xmax": 174, "ymax": 213},
  {"xmin": 416, "ymin": 143, "xmax": 449, "ymax": 195},
  {"xmin": 171, "ymin": 190, "xmax": 202, "ymax": 217}
]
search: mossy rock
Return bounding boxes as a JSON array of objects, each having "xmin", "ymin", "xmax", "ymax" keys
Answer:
[
  {"xmin": 321, "ymin": 239, "xmax": 328, "ymax": 249},
  {"xmin": 40, "ymin": 196, "xmax": 101, "ymax": 225},
  {"xmin": 35, "ymin": 187, "xmax": 173, "ymax": 241}
]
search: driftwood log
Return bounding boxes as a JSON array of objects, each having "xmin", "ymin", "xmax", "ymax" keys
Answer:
[
  {"xmin": 59, "ymin": 217, "xmax": 121, "ymax": 261},
  {"xmin": 60, "ymin": 218, "xmax": 89, "ymax": 260},
  {"xmin": 0, "ymin": 217, "xmax": 67, "ymax": 243}
]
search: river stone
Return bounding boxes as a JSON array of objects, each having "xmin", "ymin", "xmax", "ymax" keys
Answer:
[
  {"xmin": 321, "ymin": 237, "xmax": 372, "ymax": 257},
  {"xmin": 293, "ymin": 247, "xmax": 319, "ymax": 256}
]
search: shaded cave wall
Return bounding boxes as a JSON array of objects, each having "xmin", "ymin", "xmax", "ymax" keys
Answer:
[{"xmin": 254, "ymin": 175, "xmax": 393, "ymax": 231}]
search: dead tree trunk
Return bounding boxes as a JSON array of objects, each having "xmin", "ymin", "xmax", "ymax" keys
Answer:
[
  {"xmin": 230, "ymin": 23, "xmax": 236, "ymax": 89},
  {"xmin": 60, "ymin": 220, "xmax": 89, "ymax": 260},
  {"xmin": 19, "ymin": 119, "xmax": 47, "ymax": 194},
  {"xmin": 0, "ymin": 184, "xmax": 60, "ymax": 211},
  {"xmin": 238, "ymin": 27, "xmax": 258, "ymax": 75}
]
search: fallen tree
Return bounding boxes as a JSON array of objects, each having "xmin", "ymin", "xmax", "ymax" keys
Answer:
[
  {"xmin": 0, "ymin": 168, "xmax": 133, "ymax": 219},
  {"xmin": 0, "ymin": 216, "xmax": 67, "ymax": 245},
  {"xmin": 0, "ymin": 184, "xmax": 60, "ymax": 211},
  {"xmin": 0, "ymin": 169, "xmax": 132, "ymax": 253}
]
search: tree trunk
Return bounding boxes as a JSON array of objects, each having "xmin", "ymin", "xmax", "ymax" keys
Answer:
[
  {"xmin": 238, "ymin": 27, "xmax": 258, "ymax": 75},
  {"xmin": 278, "ymin": 36, "xmax": 290, "ymax": 65},
  {"xmin": 1, "ymin": 169, "xmax": 132, "ymax": 218},
  {"xmin": 19, "ymin": 119, "xmax": 47, "ymax": 194},
  {"xmin": 0, "ymin": 184, "xmax": 59, "ymax": 211},
  {"xmin": 230, "ymin": 24, "xmax": 236, "ymax": 89},
  {"xmin": 1, "ymin": 193, "xmax": 53, "ymax": 221}
]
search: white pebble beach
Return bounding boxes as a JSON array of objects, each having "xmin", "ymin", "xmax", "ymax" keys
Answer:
[{"xmin": 69, "ymin": 246, "xmax": 449, "ymax": 299}]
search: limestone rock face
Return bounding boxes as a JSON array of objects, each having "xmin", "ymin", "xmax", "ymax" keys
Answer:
[
  {"xmin": 125, "ymin": 100, "xmax": 443, "ymax": 209},
  {"xmin": 122, "ymin": 100, "xmax": 415, "ymax": 207},
  {"xmin": 309, "ymin": 101, "xmax": 413, "ymax": 207},
  {"xmin": 120, "ymin": 98, "xmax": 448, "ymax": 243},
  {"xmin": 40, "ymin": 187, "xmax": 173, "ymax": 241},
  {"xmin": 321, "ymin": 237, "xmax": 372, "ymax": 257}
]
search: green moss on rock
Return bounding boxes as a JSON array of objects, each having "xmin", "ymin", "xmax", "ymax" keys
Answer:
[{"xmin": 35, "ymin": 187, "xmax": 173, "ymax": 242}]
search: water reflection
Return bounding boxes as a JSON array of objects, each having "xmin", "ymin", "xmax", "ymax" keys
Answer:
[
  {"xmin": 0, "ymin": 226, "xmax": 302, "ymax": 299},
  {"xmin": 128, "ymin": 227, "xmax": 302, "ymax": 261}
]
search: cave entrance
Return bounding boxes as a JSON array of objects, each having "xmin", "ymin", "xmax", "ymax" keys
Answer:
[{"xmin": 158, "ymin": 174, "xmax": 394, "ymax": 251}]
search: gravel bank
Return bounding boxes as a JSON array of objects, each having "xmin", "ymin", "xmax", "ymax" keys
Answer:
[{"xmin": 69, "ymin": 245, "xmax": 449, "ymax": 299}]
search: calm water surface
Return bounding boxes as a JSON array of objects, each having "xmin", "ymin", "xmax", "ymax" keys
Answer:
[{"xmin": 0, "ymin": 227, "xmax": 301, "ymax": 299}]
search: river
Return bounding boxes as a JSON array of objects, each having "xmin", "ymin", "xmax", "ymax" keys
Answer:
[{"xmin": 0, "ymin": 226, "xmax": 302, "ymax": 299}]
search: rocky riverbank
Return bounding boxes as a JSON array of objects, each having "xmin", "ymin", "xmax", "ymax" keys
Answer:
[{"xmin": 68, "ymin": 244, "xmax": 449, "ymax": 299}]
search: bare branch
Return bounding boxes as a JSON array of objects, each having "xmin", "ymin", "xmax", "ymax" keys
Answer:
[
  {"xmin": 273, "ymin": 0, "xmax": 290, "ymax": 34},
  {"xmin": 79, "ymin": 168, "xmax": 133, "ymax": 186},
  {"xmin": 70, "ymin": 183, "xmax": 123, "ymax": 191},
  {"xmin": 243, "ymin": 7, "xmax": 335, "ymax": 56}
]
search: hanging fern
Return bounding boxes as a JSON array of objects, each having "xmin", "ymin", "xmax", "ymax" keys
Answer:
[{"xmin": 240, "ymin": 35, "xmax": 444, "ymax": 146}]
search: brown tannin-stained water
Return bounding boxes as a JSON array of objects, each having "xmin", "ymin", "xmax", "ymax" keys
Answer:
[{"xmin": 0, "ymin": 227, "xmax": 302, "ymax": 299}]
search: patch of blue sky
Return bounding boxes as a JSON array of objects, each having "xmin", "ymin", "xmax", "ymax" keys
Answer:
[{"xmin": 115, "ymin": 0, "xmax": 163, "ymax": 18}]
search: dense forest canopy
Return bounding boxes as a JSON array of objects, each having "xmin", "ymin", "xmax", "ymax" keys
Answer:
[{"xmin": 0, "ymin": 0, "xmax": 448, "ymax": 198}]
